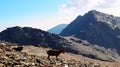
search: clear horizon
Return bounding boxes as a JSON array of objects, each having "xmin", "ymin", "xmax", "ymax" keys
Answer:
[{"xmin": 0, "ymin": 0, "xmax": 120, "ymax": 32}]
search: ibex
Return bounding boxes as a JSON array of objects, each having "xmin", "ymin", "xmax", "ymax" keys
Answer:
[
  {"xmin": 12, "ymin": 46, "xmax": 23, "ymax": 52},
  {"xmin": 47, "ymin": 47, "xmax": 65, "ymax": 60}
]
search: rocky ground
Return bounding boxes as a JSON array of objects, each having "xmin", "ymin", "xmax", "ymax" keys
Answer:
[{"xmin": 0, "ymin": 41, "xmax": 120, "ymax": 67}]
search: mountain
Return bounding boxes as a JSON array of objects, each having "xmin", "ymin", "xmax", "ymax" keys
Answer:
[
  {"xmin": 0, "ymin": 26, "xmax": 120, "ymax": 62},
  {"xmin": 0, "ymin": 26, "xmax": 83, "ymax": 53},
  {"xmin": 60, "ymin": 10, "xmax": 120, "ymax": 54},
  {"xmin": 0, "ymin": 26, "xmax": 70, "ymax": 50},
  {"xmin": 47, "ymin": 24, "xmax": 68, "ymax": 34}
]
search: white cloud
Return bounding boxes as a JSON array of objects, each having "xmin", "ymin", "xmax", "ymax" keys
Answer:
[
  {"xmin": 59, "ymin": 0, "xmax": 120, "ymax": 16},
  {"xmin": 59, "ymin": 3, "xmax": 77, "ymax": 13}
]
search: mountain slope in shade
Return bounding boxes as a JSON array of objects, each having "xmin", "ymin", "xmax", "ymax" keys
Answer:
[
  {"xmin": 0, "ymin": 26, "xmax": 83, "ymax": 53},
  {"xmin": 0, "ymin": 26, "xmax": 69, "ymax": 50},
  {"xmin": 60, "ymin": 10, "xmax": 120, "ymax": 54},
  {"xmin": 48, "ymin": 24, "xmax": 68, "ymax": 34}
]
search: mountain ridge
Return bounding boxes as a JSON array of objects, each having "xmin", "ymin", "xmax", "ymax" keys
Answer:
[
  {"xmin": 0, "ymin": 26, "xmax": 69, "ymax": 50},
  {"xmin": 60, "ymin": 10, "xmax": 120, "ymax": 54}
]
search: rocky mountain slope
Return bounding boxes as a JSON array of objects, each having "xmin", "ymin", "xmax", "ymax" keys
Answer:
[
  {"xmin": 0, "ymin": 26, "xmax": 69, "ymax": 50},
  {"xmin": 0, "ymin": 26, "xmax": 83, "ymax": 57},
  {"xmin": 0, "ymin": 26, "xmax": 120, "ymax": 62},
  {"xmin": 64, "ymin": 36, "xmax": 120, "ymax": 62},
  {"xmin": 48, "ymin": 24, "xmax": 68, "ymax": 34},
  {"xmin": 0, "ymin": 41, "xmax": 120, "ymax": 67},
  {"xmin": 60, "ymin": 10, "xmax": 120, "ymax": 54}
]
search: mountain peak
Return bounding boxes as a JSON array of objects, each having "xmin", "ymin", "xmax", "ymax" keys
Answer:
[
  {"xmin": 84, "ymin": 10, "xmax": 119, "ymax": 25},
  {"xmin": 88, "ymin": 10, "xmax": 100, "ymax": 14},
  {"xmin": 88, "ymin": 10, "xmax": 101, "ymax": 13},
  {"xmin": 85, "ymin": 10, "xmax": 106, "ymax": 17}
]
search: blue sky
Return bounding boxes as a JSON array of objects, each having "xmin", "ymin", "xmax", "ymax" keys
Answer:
[
  {"xmin": 0, "ymin": 0, "xmax": 67, "ymax": 18},
  {"xmin": 0, "ymin": 0, "xmax": 69, "ymax": 31},
  {"xmin": 0, "ymin": 0, "xmax": 120, "ymax": 31}
]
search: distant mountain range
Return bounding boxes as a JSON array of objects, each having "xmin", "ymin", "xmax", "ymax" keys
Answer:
[
  {"xmin": 47, "ymin": 24, "xmax": 68, "ymax": 34},
  {"xmin": 60, "ymin": 10, "xmax": 120, "ymax": 54}
]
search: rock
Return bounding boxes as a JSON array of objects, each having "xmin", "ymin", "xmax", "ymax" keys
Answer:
[
  {"xmin": 64, "ymin": 64, "xmax": 68, "ymax": 67},
  {"xmin": 0, "ymin": 63, "xmax": 4, "ymax": 67},
  {"xmin": 0, "ymin": 48, "xmax": 3, "ymax": 53}
]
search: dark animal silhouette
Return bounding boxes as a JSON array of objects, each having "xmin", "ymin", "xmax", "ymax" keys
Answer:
[
  {"xmin": 12, "ymin": 46, "xmax": 23, "ymax": 52},
  {"xmin": 47, "ymin": 47, "xmax": 65, "ymax": 60}
]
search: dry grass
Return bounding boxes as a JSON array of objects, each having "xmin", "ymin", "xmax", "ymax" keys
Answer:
[{"xmin": 22, "ymin": 45, "xmax": 120, "ymax": 67}]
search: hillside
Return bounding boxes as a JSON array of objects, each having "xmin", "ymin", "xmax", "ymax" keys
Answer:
[
  {"xmin": 64, "ymin": 36, "xmax": 120, "ymax": 62},
  {"xmin": 0, "ymin": 41, "xmax": 120, "ymax": 67},
  {"xmin": 0, "ymin": 26, "xmax": 69, "ymax": 50},
  {"xmin": 60, "ymin": 10, "xmax": 120, "ymax": 55}
]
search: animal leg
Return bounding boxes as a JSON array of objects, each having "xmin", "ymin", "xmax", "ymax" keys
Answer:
[
  {"xmin": 56, "ymin": 56, "xmax": 58, "ymax": 60},
  {"xmin": 48, "ymin": 55, "xmax": 50, "ymax": 60}
]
